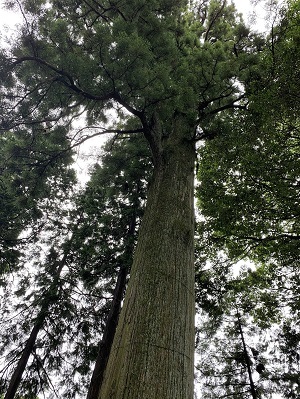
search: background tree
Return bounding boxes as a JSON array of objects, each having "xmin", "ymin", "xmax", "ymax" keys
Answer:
[
  {"xmin": 196, "ymin": 2, "xmax": 300, "ymax": 396},
  {"xmin": 0, "ymin": 125, "xmax": 75, "ymax": 274},
  {"xmin": 195, "ymin": 256, "xmax": 300, "ymax": 399},
  {"xmin": 0, "ymin": 134, "xmax": 151, "ymax": 398}
]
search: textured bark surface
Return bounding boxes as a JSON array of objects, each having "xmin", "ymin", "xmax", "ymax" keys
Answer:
[{"xmin": 99, "ymin": 119, "xmax": 195, "ymax": 399}]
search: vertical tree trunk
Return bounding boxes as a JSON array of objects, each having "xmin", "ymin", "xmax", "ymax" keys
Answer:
[
  {"xmin": 87, "ymin": 211, "xmax": 137, "ymax": 399},
  {"xmin": 86, "ymin": 265, "xmax": 128, "ymax": 399},
  {"xmin": 237, "ymin": 312, "xmax": 258, "ymax": 399},
  {"xmin": 100, "ymin": 118, "xmax": 196, "ymax": 399}
]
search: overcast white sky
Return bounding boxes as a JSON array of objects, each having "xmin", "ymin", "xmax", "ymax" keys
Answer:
[{"xmin": 234, "ymin": 0, "xmax": 269, "ymax": 31}]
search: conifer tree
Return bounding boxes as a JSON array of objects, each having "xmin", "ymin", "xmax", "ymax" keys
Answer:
[
  {"xmin": 0, "ymin": 134, "xmax": 151, "ymax": 398},
  {"xmin": 0, "ymin": 1, "xmax": 263, "ymax": 397},
  {"xmin": 0, "ymin": 126, "xmax": 75, "ymax": 274}
]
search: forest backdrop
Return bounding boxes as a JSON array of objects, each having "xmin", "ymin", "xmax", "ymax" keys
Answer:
[{"xmin": 0, "ymin": 0, "xmax": 299, "ymax": 398}]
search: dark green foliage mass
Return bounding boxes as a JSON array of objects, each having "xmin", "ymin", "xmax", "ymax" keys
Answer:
[
  {"xmin": 197, "ymin": 0, "xmax": 300, "ymax": 262},
  {"xmin": 0, "ymin": 126, "xmax": 75, "ymax": 274},
  {"xmin": 0, "ymin": 0, "xmax": 256, "ymax": 137},
  {"xmin": 196, "ymin": 0, "xmax": 300, "ymax": 309},
  {"xmin": 0, "ymin": 135, "xmax": 151, "ymax": 398}
]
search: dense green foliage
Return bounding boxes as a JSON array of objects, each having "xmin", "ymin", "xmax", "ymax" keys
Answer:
[
  {"xmin": 0, "ymin": 0, "xmax": 256, "ymax": 136},
  {"xmin": 196, "ymin": 1, "xmax": 300, "ymax": 397},
  {"xmin": 0, "ymin": 135, "xmax": 151, "ymax": 398},
  {"xmin": 0, "ymin": 126, "xmax": 75, "ymax": 274}
]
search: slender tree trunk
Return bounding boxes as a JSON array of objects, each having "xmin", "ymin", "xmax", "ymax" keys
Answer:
[
  {"xmin": 4, "ymin": 252, "xmax": 67, "ymax": 399},
  {"xmin": 87, "ymin": 206, "xmax": 139, "ymax": 399},
  {"xmin": 4, "ymin": 319, "xmax": 44, "ymax": 399},
  {"xmin": 86, "ymin": 265, "xmax": 128, "ymax": 399},
  {"xmin": 100, "ymin": 118, "xmax": 196, "ymax": 399},
  {"xmin": 237, "ymin": 312, "xmax": 258, "ymax": 399}
]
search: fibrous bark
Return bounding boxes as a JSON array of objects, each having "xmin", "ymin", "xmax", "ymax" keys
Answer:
[{"xmin": 99, "ymin": 117, "xmax": 195, "ymax": 399}]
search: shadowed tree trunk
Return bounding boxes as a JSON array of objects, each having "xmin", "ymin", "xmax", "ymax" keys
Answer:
[
  {"xmin": 86, "ymin": 265, "xmax": 128, "ymax": 399},
  {"xmin": 237, "ymin": 312, "xmax": 258, "ymax": 399},
  {"xmin": 4, "ymin": 251, "xmax": 67, "ymax": 399},
  {"xmin": 4, "ymin": 318, "xmax": 45, "ymax": 399},
  {"xmin": 87, "ymin": 215, "xmax": 137, "ymax": 399},
  {"xmin": 99, "ymin": 117, "xmax": 196, "ymax": 399}
]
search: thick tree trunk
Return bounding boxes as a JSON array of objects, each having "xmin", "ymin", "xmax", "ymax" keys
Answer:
[{"xmin": 99, "ymin": 118, "xmax": 195, "ymax": 399}]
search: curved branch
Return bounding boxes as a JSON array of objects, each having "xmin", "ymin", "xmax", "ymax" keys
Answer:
[
  {"xmin": 204, "ymin": 1, "xmax": 226, "ymax": 42},
  {"xmin": 68, "ymin": 126, "xmax": 144, "ymax": 149},
  {"xmin": 11, "ymin": 56, "xmax": 144, "ymax": 119}
]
